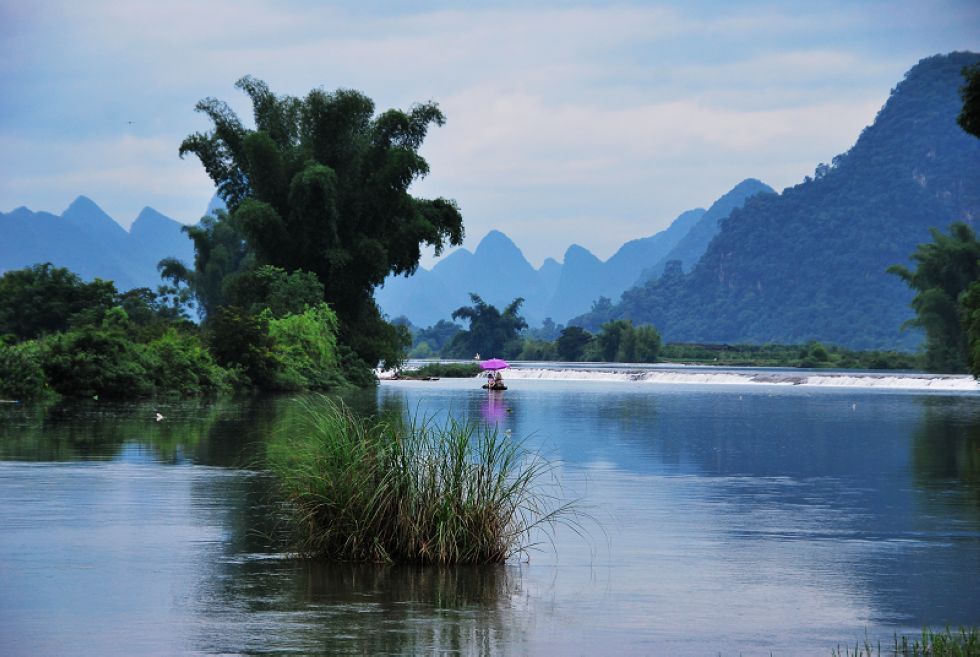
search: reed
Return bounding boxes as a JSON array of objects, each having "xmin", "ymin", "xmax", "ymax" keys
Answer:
[
  {"xmin": 267, "ymin": 396, "xmax": 571, "ymax": 564},
  {"xmin": 833, "ymin": 628, "xmax": 980, "ymax": 657}
]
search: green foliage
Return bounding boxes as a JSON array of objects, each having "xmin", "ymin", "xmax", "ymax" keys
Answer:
[
  {"xmin": 833, "ymin": 627, "xmax": 979, "ymax": 657},
  {"xmin": 409, "ymin": 319, "xmax": 462, "ymax": 357},
  {"xmin": 406, "ymin": 362, "xmax": 482, "ymax": 378},
  {"xmin": 959, "ymin": 63, "xmax": 980, "ymax": 138},
  {"xmin": 659, "ymin": 341, "xmax": 921, "ymax": 369},
  {"xmin": 0, "ymin": 341, "xmax": 49, "ymax": 400},
  {"xmin": 178, "ymin": 76, "xmax": 464, "ymax": 368},
  {"xmin": 159, "ymin": 210, "xmax": 252, "ymax": 320},
  {"xmin": 115, "ymin": 286, "xmax": 193, "ymax": 339},
  {"xmin": 889, "ymin": 222, "xmax": 980, "ymax": 372},
  {"xmin": 266, "ymin": 303, "xmax": 346, "ymax": 390},
  {"xmin": 267, "ymin": 397, "xmax": 571, "ymax": 564},
  {"xmin": 141, "ymin": 329, "xmax": 230, "ymax": 396},
  {"xmin": 207, "ymin": 306, "xmax": 279, "ymax": 387},
  {"xmin": 223, "ymin": 265, "xmax": 324, "ymax": 318},
  {"xmin": 445, "ymin": 294, "xmax": 528, "ymax": 359},
  {"xmin": 518, "ymin": 338, "xmax": 557, "ymax": 361},
  {"xmin": 555, "ymin": 326, "xmax": 594, "ymax": 361},
  {"xmin": 0, "ymin": 263, "xmax": 116, "ymax": 341},
  {"xmin": 593, "ymin": 319, "xmax": 661, "ymax": 363},
  {"xmin": 41, "ymin": 311, "xmax": 154, "ymax": 399}
]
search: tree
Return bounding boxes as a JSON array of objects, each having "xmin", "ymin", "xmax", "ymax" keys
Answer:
[
  {"xmin": 889, "ymin": 223, "xmax": 980, "ymax": 372},
  {"xmin": 177, "ymin": 77, "xmax": 464, "ymax": 368},
  {"xmin": 593, "ymin": 319, "xmax": 661, "ymax": 363},
  {"xmin": 555, "ymin": 326, "xmax": 593, "ymax": 361},
  {"xmin": 411, "ymin": 319, "xmax": 462, "ymax": 356},
  {"xmin": 222, "ymin": 265, "xmax": 324, "ymax": 318},
  {"xmin": 958, "ymin": 63, "xmax": 980, "ymax": 138},
  {"xmin": 158, "ymin": 210, "xmax": 254, "ymax": 320},
  {"xmin": 445, "ymin": 294, "xmax": 527, "ymax": 359},
  {"xmin": 0, "ymin": 264, "xmax": 116, "ymax": 341}
]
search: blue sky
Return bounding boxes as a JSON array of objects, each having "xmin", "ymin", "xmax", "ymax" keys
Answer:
[{"xmin": 1, "ymin": 1, "xmax": 978, "ymax": 266}]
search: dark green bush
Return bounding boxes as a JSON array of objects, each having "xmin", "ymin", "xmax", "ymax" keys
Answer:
[
  {"xmin": 141, "ymin": 329, "xmax": 230, "ymax": 396},
  {"xmin": 42, "ymin": 324, "xmax": 153, "ymax": 399},
  {"xmin": 0, "ymin": 341, "xmax": 49, "ymax": 399}
]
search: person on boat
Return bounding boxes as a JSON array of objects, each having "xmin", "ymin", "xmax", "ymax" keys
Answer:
[{"xmin": 494, "ymin": 370, "xmax": 503, "ymax": 386}]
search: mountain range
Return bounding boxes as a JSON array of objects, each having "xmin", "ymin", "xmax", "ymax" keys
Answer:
[
  {"xmin": 0, "ymin": 197, "xmax": 194, "ymax": 292},
  {"xmin": 375, "ymin": 178, "xmax": 771, "ymax": 327},
  {"xmin": 573, "ymin": 52, "xmax": 980, "ymax": 351},
  {"xmin": 4, "ymin": 52, "xmax": 977, "ymax": 353}
]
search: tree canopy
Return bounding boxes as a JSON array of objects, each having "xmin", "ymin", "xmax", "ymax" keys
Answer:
[
  {"xmin": 177, "ymin": 76, "xmax": 464, "ymax": 368},
  {"xmin": 889, "ymin": 223, "xmax": 980, "ymax": 372},
  {"xmin": 444, "ymin": 294, "xmax": 527, "ymax": 359}
]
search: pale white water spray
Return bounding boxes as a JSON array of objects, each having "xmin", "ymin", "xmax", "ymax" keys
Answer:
[{"xmin": 502, "ymin": 367, "xmax": 980, "ymax": 392}]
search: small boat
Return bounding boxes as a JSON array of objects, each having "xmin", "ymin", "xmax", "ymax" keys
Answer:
[{"xmin": 482, "ymin": 383, "xmax": 507, "ymax": 390}]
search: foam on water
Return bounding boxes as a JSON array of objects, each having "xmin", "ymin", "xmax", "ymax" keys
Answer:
[{"xmin": 502, "ymin": 367, "xmax": 979, "ymax": 391}]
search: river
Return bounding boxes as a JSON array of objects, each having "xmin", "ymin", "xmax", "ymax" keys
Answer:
[{"xmin": 1, "ymin": 368, "xmax": 978, "ymax": 655}]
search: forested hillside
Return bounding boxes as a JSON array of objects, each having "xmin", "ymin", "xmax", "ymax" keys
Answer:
[{"xmin": 573, "ymin": 52, "xmax": 980, "ymax": 351}]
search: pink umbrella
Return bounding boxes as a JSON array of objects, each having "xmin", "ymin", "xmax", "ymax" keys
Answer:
[{"xmin": 480, "ymin": 358, "xmax": 509, "ymax": 371}]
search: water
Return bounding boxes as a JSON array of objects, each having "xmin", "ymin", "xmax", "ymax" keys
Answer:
[{"xmin": 1, "ymin": 374, "xmax": 978, "ymax": 656}]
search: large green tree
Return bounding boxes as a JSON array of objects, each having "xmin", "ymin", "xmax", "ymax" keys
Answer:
[
  {"xmin": 445, "ymin": 294, "xmax": 527, "ymax": 359},
  {"xmin": 178, "ymin": 77, "xmax": 464, "ymax": 368}
]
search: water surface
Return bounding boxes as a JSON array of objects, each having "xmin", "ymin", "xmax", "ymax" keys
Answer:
[{"xmin": 1, "ymin": 377, "xmax": 978, "ymax": 655}]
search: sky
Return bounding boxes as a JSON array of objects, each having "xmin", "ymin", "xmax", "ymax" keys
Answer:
[{"xmin": 1, "ymin": 1, "xmax": 978, "ymax": 267}]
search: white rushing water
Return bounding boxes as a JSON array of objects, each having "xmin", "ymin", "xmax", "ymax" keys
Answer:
[{"xmin": 500, "ymin": 366, "xmax": 980, "ymax": 391}]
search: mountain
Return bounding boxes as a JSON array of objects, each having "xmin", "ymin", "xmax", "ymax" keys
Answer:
[
  {"xmin": 377, "ymin": 230, "xmax": 551, "ymax": 327},
  {"xmin": 572, "ymin": 52, "xmax": 980, "ymax": 351},
  {"xmin": 0, "ymin": 197, "xmax": 194, "ymax": 292},
  {"xmin": 376, "ymin": 179, "xmax": 770, "ymax": 327},
  {"xmin": 543, "ymin": 208, "xmax": 707, "ymax": 322},
  {"xmin": 638, "ymin": 179, "xmax": 775, "ymax": 282}
]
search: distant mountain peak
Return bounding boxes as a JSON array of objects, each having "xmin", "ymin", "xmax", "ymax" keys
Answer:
[
  {"xmin": 62, "ymin": 195, "xmax": 126, "ymax": 235},
  {"xmin": 134, "ymin": 206, "xmax": 176, "ymax": 225},
  {"xmin": 65, "ymin": 195, "xmax": 103, "ymax": 214},
  {"xmin": 563, "ymin": 243, "xmax": 600, "ymax": 263},
  {"xmin": 475, "ymin": 230, "xmax": 520, "ymax": 253}
]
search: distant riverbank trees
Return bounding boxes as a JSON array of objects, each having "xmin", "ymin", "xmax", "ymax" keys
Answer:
[{"xmin": 397, "ymin": 294, "xmax": 921, "ymax": 369}]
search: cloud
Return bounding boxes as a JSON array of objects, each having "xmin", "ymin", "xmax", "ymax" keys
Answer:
[
  {"xmin": 2, "ymin": 0, "xmax": 977, "ymax": 265},
  {"xmin": 0, "ymin": 134, "xmax": 212, "ymax": 225}
]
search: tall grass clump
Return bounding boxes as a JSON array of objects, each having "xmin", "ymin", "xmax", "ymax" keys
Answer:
[
  {"xmin": 833, "ymin": 627, "xmax": 980, "ymax": 657},
  {"xmin": 267, "ymin": 396, "xmax": 571, "ymax": 564}
]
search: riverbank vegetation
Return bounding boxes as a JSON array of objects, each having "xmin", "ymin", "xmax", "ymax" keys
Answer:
[
  {"xmin": 267, "ymin": 397, "xmax": 570, "ymax": 564},
  {"xmin": 1, "ymin": 78, "xmax": 463, "ymax": 400},
  {"xmin": 398, "ymin": 298, "xmax": 920, "ymax": 370},
  {"xmin": 397, "ymin": 362, "xmax": 482, "ymax": 379},
  {"xmin": 833, "ymin": 627, "xmax": 979, "ymax": 657}
]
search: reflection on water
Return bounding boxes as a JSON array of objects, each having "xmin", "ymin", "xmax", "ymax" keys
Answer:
[{"xmin": 1, "ymin": 381, "xmax": 979, "ymax": 655}]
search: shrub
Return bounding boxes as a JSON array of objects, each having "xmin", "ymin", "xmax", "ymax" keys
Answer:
[
  {"xmin": 42, "ymin": 324, "xmax": 152, "ymax": 398},
  {"xmin": 141, "ymin": 329, "xmax": 230, "ymax": 396},
  {"xmin": 266, "ymin": 304, "xmax": 346, "ymax": 390},
  {"xmin": 411, "ymin": 362, "xmax": 482, "ymax": 378},
  {"xmin": 0, "ymin": 341, "xmax": 49, "ymax": 399},
  {"xmin": 268, "ymin": 397, "xmax": 571, "ymax": 564}
]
